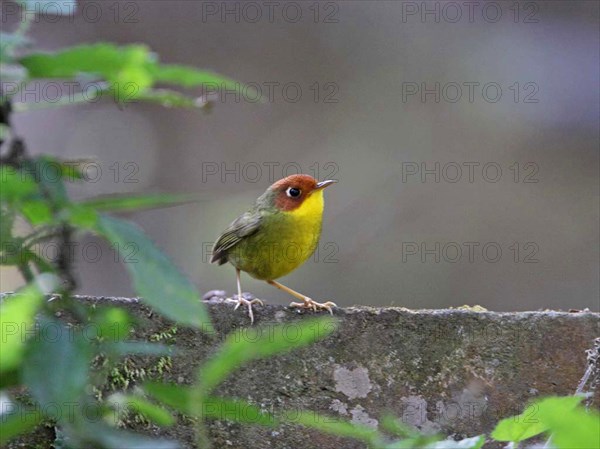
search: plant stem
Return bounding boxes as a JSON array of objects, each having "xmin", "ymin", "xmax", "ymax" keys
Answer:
[{"xmin": 17, "ymin": 261, "xmax": 34, "ymax": 282}]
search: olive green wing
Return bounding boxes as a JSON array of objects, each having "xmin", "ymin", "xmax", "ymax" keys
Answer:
[{"xmin": 210, "ymin": 210, "xmax": 262, "ymax": 265}]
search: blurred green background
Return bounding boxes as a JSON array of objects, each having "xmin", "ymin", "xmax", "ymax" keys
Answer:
[{"xmin": 1, "ymin": 0, "xmax": 598, "ymax": 311}]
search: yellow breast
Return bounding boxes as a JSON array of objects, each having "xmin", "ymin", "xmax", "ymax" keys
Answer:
[
  {"xmin": 287, "ymin": 188, "xmax": 325, "ymax": 221},
  {"xmin": 231, "ymin": 190, "xmax": 325, "ymax": 280}
]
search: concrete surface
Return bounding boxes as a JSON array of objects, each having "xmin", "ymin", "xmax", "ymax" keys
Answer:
[{"xmin": 9, "ymin": 296, "xmax": 600, "ymax": 448}]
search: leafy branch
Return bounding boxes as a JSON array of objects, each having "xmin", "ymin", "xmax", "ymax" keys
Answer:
[{"xmin": 1, "ymin": 2, "xmax": 598, "ymax": 449}]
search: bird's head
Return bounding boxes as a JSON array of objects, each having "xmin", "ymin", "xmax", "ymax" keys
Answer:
[{"xmin": 258, "ymin": 174, "xmax": 337, "ymax": 215}]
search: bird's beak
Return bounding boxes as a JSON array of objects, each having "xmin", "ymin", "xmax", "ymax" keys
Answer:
[{"xmin": 315, "ymin": 179, "xmax": 338, "ymax": 190}]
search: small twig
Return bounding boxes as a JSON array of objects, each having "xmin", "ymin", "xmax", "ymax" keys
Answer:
[
  {"xmin": 17, "ymin": 262, "xmax": 35, "ymax": 283},
  {"xmin": 576, "ymin": 337, "xmax": 600, "ymax": 406},
  {"xmin": 0, "ymin": 137, "xmax": 26, "ymax": 166},
  {"xmin": 57, "ymin": 224, "xmax": 77, "ymax": 292},
  {"xmin": 1, "ymin": 93, "xmax": 79, "ymax": 295},
  {"xmin": 23, "ymin": 227, "xmax": 62, "ymax": 249},
  {"xmin": 0, "ymin": 98, "xmax": 12, "ymax": 149}
]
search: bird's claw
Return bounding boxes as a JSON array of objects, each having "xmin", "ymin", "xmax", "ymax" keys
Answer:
[
  {"xmin": 289, "ymin": 298, "xmax": 337, "ymax": 315},
  {"xmin": 225, "ymin": 296, "xmax": 264, "ymax": 324}
]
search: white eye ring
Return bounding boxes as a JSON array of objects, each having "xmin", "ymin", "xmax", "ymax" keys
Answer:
[{"xmin": 286, "ymin": 187, "xmax": 301, "ymax": 198}]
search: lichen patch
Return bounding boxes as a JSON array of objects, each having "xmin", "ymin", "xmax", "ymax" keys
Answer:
[{"xmin": 333, "ymin": 365, "xmax": 372, "ymax": 399}]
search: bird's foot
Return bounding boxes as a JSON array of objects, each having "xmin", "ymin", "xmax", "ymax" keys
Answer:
[
  {"xmin": 225, "ymin": 294, "xmax": 264, "ymax": 324},
  {"xmin": 289, "ymin": 298, "xmax": 337, "ymax": 315}
]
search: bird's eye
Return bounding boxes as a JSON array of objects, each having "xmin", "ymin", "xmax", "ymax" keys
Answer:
[{"xmin": 286, "ymin": 187, "xmax": 301, "ymax": 198}]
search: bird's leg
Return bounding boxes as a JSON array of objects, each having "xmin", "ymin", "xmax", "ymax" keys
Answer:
[
  {"xmin": 266, "ymin": 280, "xmax": 336, "ymax": 315},
  {"xmin": 225, "ymin": 268, "xmax": 263, "ymax": 324}
]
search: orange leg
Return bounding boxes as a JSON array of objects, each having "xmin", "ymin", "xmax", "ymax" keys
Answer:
[{"xmin": 266, "ymin": 280, "xmax": 336, "ymax": 315}]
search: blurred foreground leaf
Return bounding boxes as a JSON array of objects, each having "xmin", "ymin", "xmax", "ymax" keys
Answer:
[
  {"xmin": 108, "ymin": 392, "xmax": 176, "ymax": 427},
  {"xmin": 60, "ymin": 421, "xmax": 180, "ymax": 449},
  {"xmin": 20, "ymin": 44, "xmax": 154, "ymax": 90},
  {"xmin": 144, "ymin": 382, "xmax": 192, "ymax": 414},
  {"xmin": 18, "ymin": 43, "xmax": 255, "ymax": 105},
  {"xmin": 0, "ymin": 275, "xmax": 57, "ymax": 372},
  {"xmin": 491, "ymin": 395, "xmax": 585, "ymax": 444},
  {"xmin": 289, "ymin": 410, "xmax": 380, "ymax": 444},
  {"xmin": 0, "ymin": 165, "xmax": 38, "ymax": 203},
  {"xmin": 150, "ymin": 64, "xmax": 238, "ymax": 88},
  {"xmin": 94, "ymin": 215, "xmax": 212, "ymax": 331},
  {"xmin": 537, "ymin": 397, "xmax": 600, "ymax": 449},
  {"xmin": 198, "ymin": 317, "xmax": 337, "ymax": 394},
  {"xmin": 0, "ymin": 405, "xmax": 43, "ymax": 446},
  {"xmin": 22, "ymin": 316, "xmax": 92, "ymax": 409}
]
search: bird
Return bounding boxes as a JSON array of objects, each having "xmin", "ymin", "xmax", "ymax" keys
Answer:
[{"xmin": 211, "ymin": 174, "xmax": 337, "ymax": 323}]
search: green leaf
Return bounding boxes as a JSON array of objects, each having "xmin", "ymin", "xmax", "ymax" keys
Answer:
[
  {"xmin": 0, "ymin": 404, "xmax": 44, "ymax": 446},
  {"xmin": 20, "ymin": 43, "xmax": 150, "ymax": 82},
  {"xmin": 151, "ymin": 64, "xmax": 238, "ymax": 89},
  {"xmin": 425, "ymin": 435, "xmax": 486, "ymax": 449},
  {"xmin": 40, "ymin": 157, "xmax": 85, "ymax": 181},
  {"xmin": 198, "ymin": 317, "xmax": 337, "ymax": 394},
  {"xmin": 537, "ymin": 397, "xmax": 599, "ymax": 449},
  {"xmin": 63, "ymin": 203, "xmax": 98, "ymax": 228},
  {"xmin": 19, "ymin": 155, "xmax": 91, "ymax": 227},
  {"xmin": 151, "ymin": 64, "xmax": 261, "ymax": 101},
  {"xmin": 20, "ymin": 44, "xmax": 153, "ymax": 102},
  {"xmin": 9, "ymin": 156, "xmax": 83, "ymax": 225},
  {"xmin": 147, "ymin": 382, "xmax": 379, "ymax": 444},
  {"xmin": 144, "ymin": 382, "xmax": 192, "ymax": 414},
  {"xmin": 91, "ymin": 306, "xmax": 132, "ymax": 342},
  {"xmin": 491, "ymin": 405, "xmax": 545, "ymax": 442},
  {"xmin": 202, "ymin": 397, "xmax": 276, "ymax": 426},
  {"xmin": 0, "ymin": 165, "xmax": 38, "ymax": 203},
  {"xmin": 1, "ymin": 156, "xmax": 82, "ymax": 215},
  {"xmin": 79, "ymin": 193, "xmax": 200, "ymax": 213},
  {"xmin": 0, "ymin": 276, "xmax": 57, "ymax": 372},
  {"xmin": 22, "ymin": 316, "xmax": 92, "ymax": 411},
  {"xmin": 24, "ymin": 156, "xmax": 69, "ymax": 205},
  {"xmin": 107, "ymin": 393, "xmax": 176, "ymax": 427},
  {"xmin": 20, "ymin": 199, "xmax": 53, "ymax": 224},
  {"xmin": 18, "ymin": 43, "xmax": 246, "ymax": 106},
  {"xmin": 380, "ymin": 414, "xmax": 420, "ymax": 438},
  {"xmin": 32, "ymin": 155, "xmax": 85, "ymax": 182},
  {"xmin": 93, "ymin": 215, "xmax": 212, "ymax": 331},
  {"xmin": 94, "ymin": 428, "xmax": 180, "ymax": 449},
  {"xmin": 0, "ymin": 368, "xmax": 19, "ymax": 389},
  {"xmin": 91, "ymin": 306, "xmax": 178, "ymax": 359},
  {"xmin": 1, "ymin": 243, "xmax": 54, "ymax": 271},
  {"xmin": 67, "ymin": 421, "xmax": 180, "ymax": 449},
  {"xmin": 144, "ymin": 383, "xmax": 275, "ymax": 426},
  {"xmin": 288, "ymin": 410, "xmax": 380, "ymax": 444},
  {"xmin": 491, "ymin": 395, "xmax": 584, "ymax": 443}
]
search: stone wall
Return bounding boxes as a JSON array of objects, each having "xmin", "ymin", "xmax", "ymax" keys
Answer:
[{"xmin": 10, "ymin": 297, "xmax": 600, "ymax": 448}]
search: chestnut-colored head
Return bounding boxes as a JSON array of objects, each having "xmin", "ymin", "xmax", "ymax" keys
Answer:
[{"xmin": 264, "ymin": 174, "xmax": 336, "ymax": 212}]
